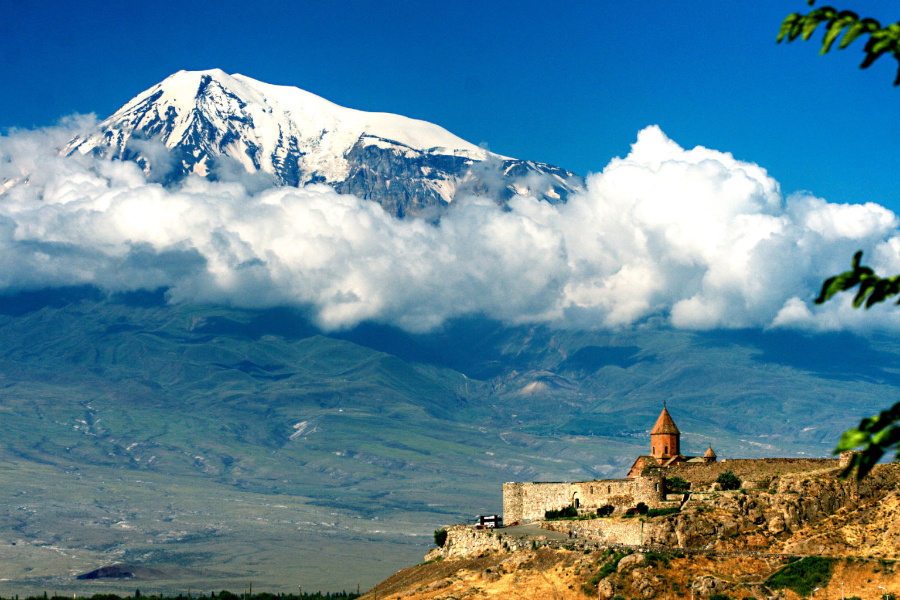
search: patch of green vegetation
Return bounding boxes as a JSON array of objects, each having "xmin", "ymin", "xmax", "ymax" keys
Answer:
[
  {"xmin": 716, "ymin": 471, "xmax": 742, "ymax": 491},
  {"xmin": 645, "ymin": 551, "xmax": 675, "ymax": 567},
  {"xmin": 591, "ymin": 551, "xmax": 627, "ymax": 585},
  {"xmin": 545, "ymin": 509, "xmax": 611, "ymax": 521},
  {"xmin": 544, "ymin": 505, "xmax": 578, "ymax": 519},
  {"xmin": 766, "ymin": 556, "xmax": 834, "ymax": 597},
  {"xmin": 433, "ymin": 529, "xmax": 447, "ymax": 547},
  {"xmin": 666, "ymin": 475, "xmax": 690, "ymax": 492},
  {"xmin": 709, "ymin": 594, "xmax": 732, "ymax": 600}
]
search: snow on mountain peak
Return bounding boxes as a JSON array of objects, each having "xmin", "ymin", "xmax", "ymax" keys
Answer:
[
  {"xmin": 66, "ymin": 69, "xmax": 581, "ymax": 217},
  {"xmin": 70, "ymin": 69, "xmax": 492, "ymax": 181}
]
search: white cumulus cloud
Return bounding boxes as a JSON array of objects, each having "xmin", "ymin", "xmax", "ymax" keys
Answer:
[{"xmin": 2, "ymin": 121, "xmax": 900, "ymax": 333}]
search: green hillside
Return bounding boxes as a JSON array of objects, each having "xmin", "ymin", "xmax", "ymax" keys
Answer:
[{"xmin": 0, "ymin": 289, "xmax": 896, "ymax": 593}]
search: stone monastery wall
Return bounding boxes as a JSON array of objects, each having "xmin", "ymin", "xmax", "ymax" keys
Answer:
[
  {"xmin": 501, "ymin": 407, "xmax": 846, "ymax": 526},
  {"xmin": 503, "ymin": 475, "xmax": 663, "ymax": 523},
  {"xmin": 541, "ymin": 519, "xmax": 643, "ymax": 545},
  {"xmin": 670, "ymin": 458, "xmax": 838, "ymax": 486},
  {"xmin": 503, "ymin": 459, "xmax": 841, "ymax": 523}
]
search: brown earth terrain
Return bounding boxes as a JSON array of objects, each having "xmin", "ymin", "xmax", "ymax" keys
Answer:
[{"xmin": 361, "ymin": 548, "xmax": 897, "ymax": 600}]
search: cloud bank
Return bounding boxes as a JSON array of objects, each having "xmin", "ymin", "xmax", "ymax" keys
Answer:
[{"xmin": 2, "ymin": 120, "xmax": 900, "ymax": 333}]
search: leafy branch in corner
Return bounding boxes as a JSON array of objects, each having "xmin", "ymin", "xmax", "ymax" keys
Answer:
[
  {"xmin": 781, "ymin": 0, "xmax": 900, "ymax": 477},
  {"xmin": 834, "ymin": 401, "xmax": 900, "ymax": 479},
  {"xmin": 813, "ymin": 251, "xmax": 900, "ymax": 477},
  {"xmin": 778, "ymin": 1, "xmax": 900, "ymax": 85}
]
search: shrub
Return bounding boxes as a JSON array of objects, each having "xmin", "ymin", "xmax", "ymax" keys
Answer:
[
  {"xmin": 716, "ymin": 470, "xmax": 742, "ymax": 491},
  {"xmin": 595, "ymin": 552, "xmax": 627, "ymax": 581},
  {"xmin": 433, "ymin": 528, "xmax": 448, "ymax": 547},
  {"xmin": 597, "ymin": 504, "xmax": 614, "ymax": 517},
  {"xmin": 666, "ymin": 475, "xmax": 691, "ymax": 492},
  {"xmin": 645, "ymin": 551, "xmax": 672, "ymax": 567},
  {"xmin": 709, "ymin": 595, "xmax": 732, "ymax": 600},
  {"xmin": 545, "ymin": 505, "xmax": 578, "ymax": 519},
  {"xmin": 636, "ymin": 502, "xmax": 649, "ymax": 515},
  {"xmin": 765, "ymin": 556, "xmax": 834, "ymax": 597}
]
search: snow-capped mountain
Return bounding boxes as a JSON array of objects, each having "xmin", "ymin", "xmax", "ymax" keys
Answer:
[{"xmin": 66, "ymin": 69, "xmax": 583, "ymax": 217}]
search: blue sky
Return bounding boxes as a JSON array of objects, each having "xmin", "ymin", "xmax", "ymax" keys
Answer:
[{"xmin": 2, "ymin": 1, "xmax": 899, "ymax": 212}]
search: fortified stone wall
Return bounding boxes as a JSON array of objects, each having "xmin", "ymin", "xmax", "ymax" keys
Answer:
[
  {"xmin": 541, "ymin": 519, "xmax": 643, "ymax": 545},
  {"xmin": 425, "ymin": 524, "xmax": 533, "ymax": 561},
  {"xmin": 503, "ymin": 474, "xmax": 664, "ymax": 523},
  {"xmin": 503, "ymin": 482, "xmax": 570, "ymax": 524},
  {"xmin": 670, "ymin": 458, "xmax": 838, "ymax": 487}
]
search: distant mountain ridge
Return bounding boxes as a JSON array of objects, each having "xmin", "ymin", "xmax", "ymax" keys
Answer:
[{"xmin": 67, "ymin": 69, "xmax": 583, "ymax": 217}]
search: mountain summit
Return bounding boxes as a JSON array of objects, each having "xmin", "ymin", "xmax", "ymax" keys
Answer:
[{"xmin": 67, "ymin": 69, "xmax": 582, "ymax": 217}]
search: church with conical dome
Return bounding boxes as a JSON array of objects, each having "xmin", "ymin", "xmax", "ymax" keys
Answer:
[
  {"xmin": 626, "ymin": 405, "xmax": 716, "ymax": 478},
  {"xmin": 502, "ymin": 404, "xmax": 840, "ymax": 525}
]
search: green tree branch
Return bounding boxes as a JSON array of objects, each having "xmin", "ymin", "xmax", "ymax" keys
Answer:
[
  {"xmin": 814, "ymin": 251, "xmax": 900, "ymax": 477},
  {"xmin": 778, "ymin": 1, "xmax": 900, "ymax": 85},
  {"xmin": 780, "ymin": 3, "xmax": 900, "ymax": 476}
]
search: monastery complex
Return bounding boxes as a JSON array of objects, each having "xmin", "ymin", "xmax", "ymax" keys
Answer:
[{"xmin": 503, "ymin": 406, "xmax": 843, "ymax": 524}]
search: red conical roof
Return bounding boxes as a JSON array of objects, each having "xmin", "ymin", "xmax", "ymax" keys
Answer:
[
  {"xmin": 703, "ymin": 445, "xmax": 717, "ymax": 458},
  {"xmin": 650, "ymin": 406, "xmax": 680, "ymax": 435}
]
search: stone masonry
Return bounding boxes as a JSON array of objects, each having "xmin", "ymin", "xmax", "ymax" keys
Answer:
[
  {"xmin": 541, "ymin": 519, "xmax": 644, "ymax": 545},
  {"xmin": 503, "ymin": 473, "xmax": 664, "ymax": 523},
  {"xmin": 670, "ymin": 458, "xmax": 838, "ymax": 487}
]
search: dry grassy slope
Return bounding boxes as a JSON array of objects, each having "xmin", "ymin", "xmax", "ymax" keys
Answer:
[{"xmin": 360, "ymin": 549, "xmax": 898, "ymax": 600}]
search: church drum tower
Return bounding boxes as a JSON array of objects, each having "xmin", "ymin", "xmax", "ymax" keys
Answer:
[{"xmin": 650, "ymin": 405, "xmax": 680, "ymax": 459}]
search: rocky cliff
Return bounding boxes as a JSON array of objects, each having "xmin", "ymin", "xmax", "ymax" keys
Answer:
[{"xmin": 645, "ymin": 463, "xmax": 900, "ymax": 556}]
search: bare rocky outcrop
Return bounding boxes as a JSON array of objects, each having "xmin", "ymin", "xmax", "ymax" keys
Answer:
[
  {"xmin": 617, "ymin": 552, "xmax": 647, "ymax": 571},
  {"xmin": 597, "ymin": 576, "xmax": 619, "ymax": 600},
  {"xmin": 631, "ymin": 567, "xmax": 662, "ymax": 598},
  {"xmin": 691, "ymin": 574, "xmax": 729, "ymax": 597},
  {"xmin": 644, "ymin": 464, "xmax": 899, "ymax": 551}
]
